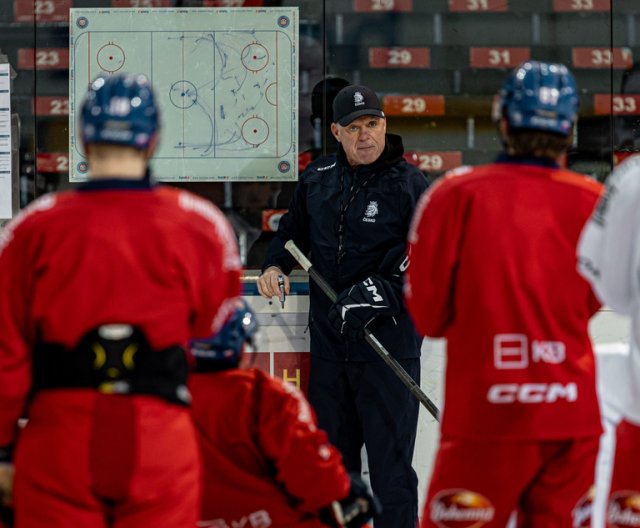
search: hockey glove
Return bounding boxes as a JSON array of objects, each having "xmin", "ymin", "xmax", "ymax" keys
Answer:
[
  {"xmin": 328, "ymin": 276, "xmax": 401, "ymax": 340},
  {"xmin": 0, "ymin": 501, "xmax": 13, "ymax": 528},
  {"xmin": 319, "ymin": 473, "xmax": 382, "ymax": 528}
]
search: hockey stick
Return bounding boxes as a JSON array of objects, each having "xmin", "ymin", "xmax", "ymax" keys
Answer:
[{"xmin": 284, "ymin": 240, "xmax": 440, "ymax": 421}]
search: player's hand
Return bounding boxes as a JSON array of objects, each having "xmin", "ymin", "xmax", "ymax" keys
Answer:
[
  {"xmin": 0, "ymin": 463, "xmax": 14, "ymax": 507},
  {"xmin": 319, "ymin": 473, "xmax": 382, "ymax": 528},
  {"xmin": 328, "ymin": 276, "xmax": 400, "ymax": 340},
  {"xmin": 257, "ymin": 266, "xmax": 290, "ymax": 300}
]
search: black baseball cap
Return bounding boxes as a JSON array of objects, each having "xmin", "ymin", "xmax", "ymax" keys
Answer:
[{"xmin": 332, "ymin": 85, "xmax": 385, "ymax": 126}]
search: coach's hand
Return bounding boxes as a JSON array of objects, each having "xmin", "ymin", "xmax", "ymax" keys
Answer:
[
  {"xmin": 328, "ymin": 276, "xmax": 400, "ymax": 340},
  {"xmin": 257, "ymin": 266, "xmax": 289, "ymax": 300}
]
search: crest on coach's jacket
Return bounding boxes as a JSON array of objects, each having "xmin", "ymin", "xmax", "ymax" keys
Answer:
[{"xmin": 363, "ymin": 201, "xmax": 378, "ymax": 223}]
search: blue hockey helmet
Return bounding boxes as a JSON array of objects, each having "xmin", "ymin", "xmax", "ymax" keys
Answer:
[
  {"xmin": 80, "ymin": 73, "xmax": 159, "ymax": 150},
  {"xmin": 189, "ymin": 299, "xmax": 258, "ymax": 372},
  {"xmin": 499, "ymin": 61, "xmax": 579, "ymax": 136}
]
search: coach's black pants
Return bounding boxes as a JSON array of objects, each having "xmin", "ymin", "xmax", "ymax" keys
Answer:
[{"xmin": 308, "ymin": 355, "xmax": 420, "ymax": 528}]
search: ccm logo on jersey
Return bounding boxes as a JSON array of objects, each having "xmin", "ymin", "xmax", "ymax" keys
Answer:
[{"xmin": 487, "ymin": 382, "xmax": 577, "ymax": 404}]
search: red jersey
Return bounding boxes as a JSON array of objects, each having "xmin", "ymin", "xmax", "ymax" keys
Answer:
[
  {"xmin": 189, "ymin": 368, "xmax": 351, "ymax": 528},
  {"xmin": 406, "ymin": 161, "xmax": 603, "ymax": 440},
  {"xmin": 0, "ymin": 185, "xmax": 242, "ymax": 447}
]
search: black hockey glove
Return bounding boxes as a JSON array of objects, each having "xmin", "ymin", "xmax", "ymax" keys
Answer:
[
  {"xmin": 0, "ymin": 503, "xmax": 13, "ymax": 527},
  {"xmin": 319, "ymin": 473, "xmax": 382, "ymax": 528},
  {"xmin": 328, "ymin": 276, "xmax": 401, "ymax": 340}
]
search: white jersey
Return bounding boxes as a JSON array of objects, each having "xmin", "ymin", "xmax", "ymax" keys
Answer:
[
  {"xmin": 577, "ymin": 154, "xmax": 640, "ymax": 424},
  {"xmin": 592, "ymin": 342, "xmax": 628, "ymax": 528}
]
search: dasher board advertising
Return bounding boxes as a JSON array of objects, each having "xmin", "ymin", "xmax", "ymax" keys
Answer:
[{"xmin": 69, "ymin": 7, "xmax": 298, "ymax": 182}]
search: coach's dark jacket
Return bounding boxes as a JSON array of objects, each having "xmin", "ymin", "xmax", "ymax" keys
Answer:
[{"xmin": 263, "ymin": 133, "xmax": 428, "ymax": 361}]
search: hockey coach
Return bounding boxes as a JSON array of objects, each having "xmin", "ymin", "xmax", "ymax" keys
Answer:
[{"xmin": 257, "ymin": 83, "xmax": 429, "ymax": 527}]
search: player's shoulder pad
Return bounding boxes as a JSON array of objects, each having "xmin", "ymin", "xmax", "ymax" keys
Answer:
[
  {"xmin": 0, "ymin": 193, "xmax": 59, "ymax": 256},
  {"xmin": 174, "ymin": 189, "xmax": 229, "ymax": 228},
  {"xmin": 427, "ymin": 165, "xmax": 475, "ymax": 196},
  {"xmin": 444, "ymin": 165, "xmax": 474, "ymax": 180},
  {"xmin": 259, "ymin": 372, "xmax": 317, "ymax": 429},
  {"xmin": 170, "ymin": 189, "xmax": 241, "ymax": 270},
  {"xmin": 604, "ymin": 153, "xmax": 640, "ymax": 196},
  {"xmin": 551, "ymin": 167, "xmax": 603, "ymax": 196},
  {"xmin": 407, "ymin": 165, "xmax": 474, "ymax": 236},
  {"xmin": 589, "ymin": 154, "xmax": 640, "ymax": 227}
]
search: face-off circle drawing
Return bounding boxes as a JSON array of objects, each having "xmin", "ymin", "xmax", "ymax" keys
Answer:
[
  {"xmin": 97, "ymin": 43, "xmax": 125, "ymax": 73},
  {"xmin": 241, "ymin": 43, "xmax": 269, "ymax": 72},
  {"xmin": 242, "ymin": 116, "xmax": 269, "ymax": 146},
  {"xmin": 169, "ymin": 80, "xmax": 198, "ymax": 109}
]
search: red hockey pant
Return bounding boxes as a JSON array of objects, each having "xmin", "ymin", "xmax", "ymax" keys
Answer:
[
  {"xmin": 606, "ymin": 419, "xmax": 640, "ymax": 528},
  {"xmin": 421, "ymin": 435, "xmax": 599, "ymax": 528},
  {"xmin": 13, "ymin": 390, "xmax": 201, "ymax": 528}
]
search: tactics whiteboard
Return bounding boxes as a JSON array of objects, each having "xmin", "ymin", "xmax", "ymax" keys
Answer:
[{"xmin": 69, "ymin": 7, "xmax": 298, "ymax": 182}]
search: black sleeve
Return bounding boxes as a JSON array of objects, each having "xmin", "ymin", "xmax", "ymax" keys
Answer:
[
  {"xmin": 375, "ymin": 166, "xmax": 430, "ymax": 305},
  {"xmin": 261, "ymin": 171, "xmax": 312, "ymax": 275},
  {"xmin": 374, "ymin": 247, "xmax": 408, "ymax": 309}
]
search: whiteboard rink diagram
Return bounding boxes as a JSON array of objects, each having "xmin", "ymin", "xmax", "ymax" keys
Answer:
[{"xmin": 69, "ymin": 8, "xmax": 298, "ymax": 182}]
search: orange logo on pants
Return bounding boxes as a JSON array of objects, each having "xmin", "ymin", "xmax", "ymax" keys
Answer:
[
  {"xmin": 608, "ymin": 491, "xmax": 640, "ymax": 527},
  {"xmin": 430, "ymin": 489, "xmax": 495, "ymax": 528}
]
